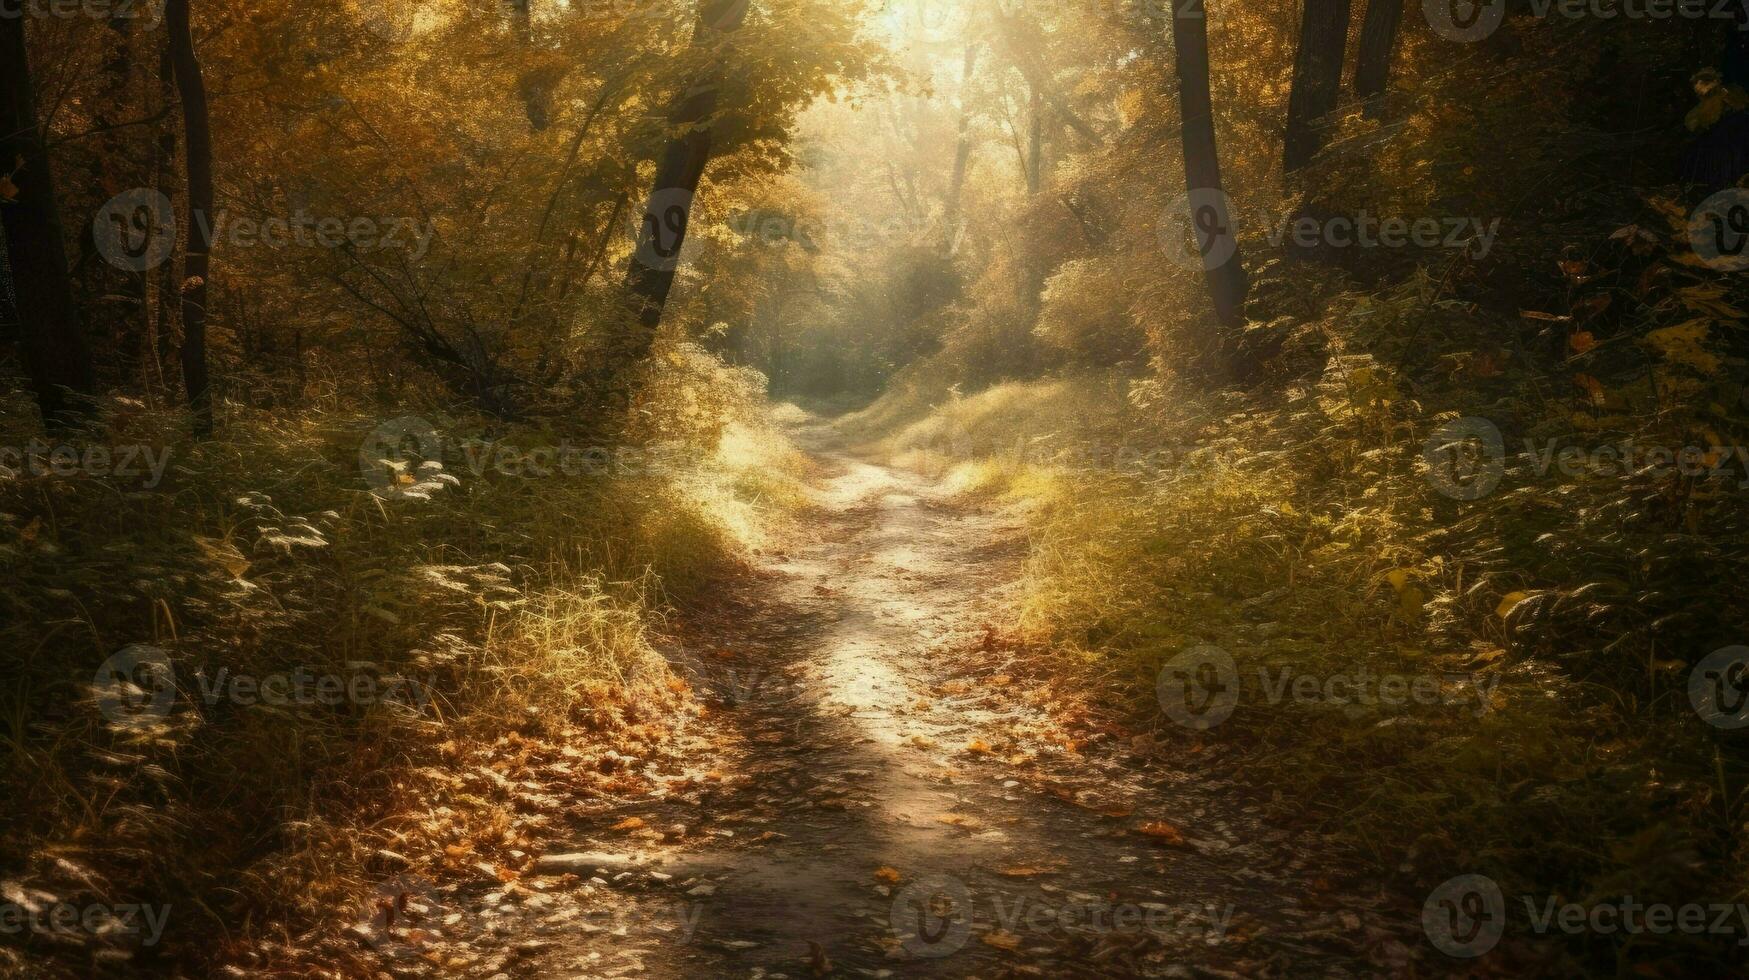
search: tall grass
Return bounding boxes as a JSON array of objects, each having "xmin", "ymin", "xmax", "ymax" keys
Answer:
[
  {"xmin": 853, "ymin": 291, "xmax": 1748, "ymax": 973},
  {"xmin": 0, "ymin": 375, "xmax": 808, "ymax": 975}
]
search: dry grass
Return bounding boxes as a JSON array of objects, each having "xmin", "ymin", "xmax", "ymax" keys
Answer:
[
  {"xmin": 0, "ymin": 376, "xmax": 810, "ymax": 976},
  {"xmin": 851, "ymin": 344, "xmax": 1747, "ymax": 972}
]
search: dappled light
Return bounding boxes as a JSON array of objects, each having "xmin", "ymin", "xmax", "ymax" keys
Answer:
[{"xmin": 2, "ymin": 0, "xmax": 1747, "ymax": 976}]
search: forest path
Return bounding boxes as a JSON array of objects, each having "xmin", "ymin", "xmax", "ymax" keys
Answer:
[{"xmin": 385, "ymin": 422, "xmax": 1405, "ymax": 978}]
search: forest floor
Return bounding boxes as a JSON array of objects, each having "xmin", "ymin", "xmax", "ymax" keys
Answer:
[{"xmin": 344, "ymin": 418, "xmax": 1448, "ymax": 979}]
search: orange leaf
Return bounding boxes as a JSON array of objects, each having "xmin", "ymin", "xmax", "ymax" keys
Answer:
[
  {"xmin": 981, "ymin": 929, "xmax": 1023, "ymax": 950},
  {"xmin": 997, "ymin": 865, "xmax": 1051, "ymax": 877},
  {"xmin": 1137, "ymin": 820, "xmax": 1186, "ymax": 845}
]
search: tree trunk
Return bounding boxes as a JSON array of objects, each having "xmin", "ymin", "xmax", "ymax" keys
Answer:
[
  {"xmin": 942, "ymin": 44, "xmax": 979, "ymax": 251},
  {"xmin": 167, "ymin": 0, "xmax": 214, "ymax": 436},
  {"xmin": 97, "ymin": 14, "xmax": 147, "ymax": 383},
  {"xmin": 587, "ymin": 0, "xmax": 751, "ymax": 410},
  {"xmin": 152, "ymin": 44, "xmax": 179, "ymax": 400},
  {"xmin": 1026, "ymin": 83, "xmax": 1042, "ymax": 195},
  {"xmin": 1283, "ymin": 0, "xmax": 1353, "ymax": 173},
  {"xmin": 1, "ymin": 3, "xmax": 95, "ymax": 430},
  {"xmin": 1353, "ymin": 0, "xmax": 1404, "ymax": 104},
  {"xmin": 509, "ymin": 0, "xmax": 552, "ymax": 130},
  {"xmin": 1170, "ymin": 0, "xmax": 1248, "ymax": 329}
]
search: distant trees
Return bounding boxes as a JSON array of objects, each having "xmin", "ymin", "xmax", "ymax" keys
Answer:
[
  {"xmin": 167, "ymin": 0, "xmax": 214, "ymax": 436},
  {"xmin": 942, "ymin": 43, "xmax": 980, "ymax": 250},
  {"xmin": 590, "ymin": 0, "xmax": 753, "ymax": 410},
  {"xmin": 1169, "ymin": 0, "xmax": 1248, "ymax": 328},
  {"xmin": 1354, "ymin": 0, "xmax": 1405, "ymax": 104},
  {"xmin": 1, "ymin": 1, "xmax": 94, "ymax": 429},
  {"xmin": 1284, "ymin": 0, "xmax": 1354, "ymax": 173}
]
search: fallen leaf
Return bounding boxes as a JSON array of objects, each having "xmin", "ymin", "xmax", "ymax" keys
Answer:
[
  {"xmin": 997, "ymin": 865, "xmax": 1051, "ymax": 877},
  {"xmin": 1495, "ymin": 591, "xmax": 1531, "ymax": 619},
  {"xmin": 981, "ymin": 929, "xmax": 1023, "ymax": 950},
  {"xmin": 1136, "ymin": 821, "xmax": 1186, "ymax": 845}
]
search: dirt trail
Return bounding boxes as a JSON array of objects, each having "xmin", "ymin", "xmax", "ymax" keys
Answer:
[{"xmin": 368, "ymin": 427, "xmax": 1406, "ymax": 978}]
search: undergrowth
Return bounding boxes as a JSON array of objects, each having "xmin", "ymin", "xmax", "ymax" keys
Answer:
[
  {"xmin": 847, "ymin": 216, "xmax": 1749, "ymax": 974},
  {"xmin": 0, "ymin": 353, "xmax": 810, "ymax": 976}
]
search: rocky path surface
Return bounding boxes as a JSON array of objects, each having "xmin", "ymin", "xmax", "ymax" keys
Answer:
[{"xmin": 357, "ymin": 435, "xmax": 1416, "ymax": 978}]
